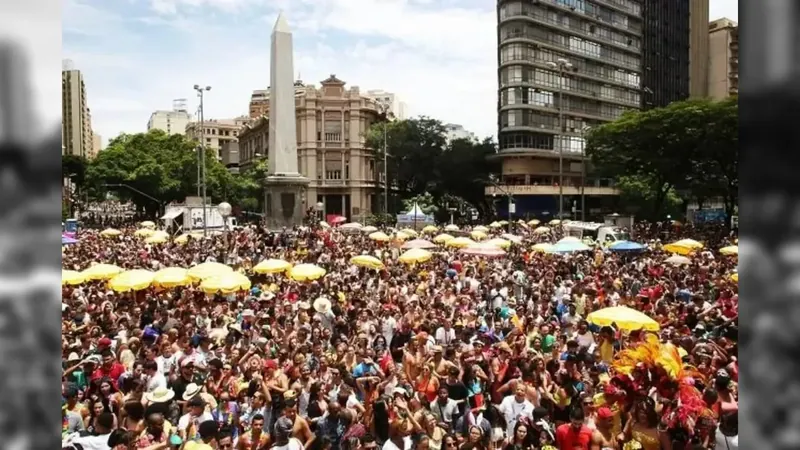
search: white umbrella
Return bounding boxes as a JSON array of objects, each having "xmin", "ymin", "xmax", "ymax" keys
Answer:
[{"xmin": 665, "ymin": 255, "xmax": 691, "ymax": 266}]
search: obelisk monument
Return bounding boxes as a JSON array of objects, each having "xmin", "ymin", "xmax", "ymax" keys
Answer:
[{"xmin": 264, "ymin": 12, "xmax": 309, "ymax": 229}]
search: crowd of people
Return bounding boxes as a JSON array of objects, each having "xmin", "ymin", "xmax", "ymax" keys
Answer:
[{"xmin": 61, "ymin": 217, "xmax": 739, "ymax": 450}]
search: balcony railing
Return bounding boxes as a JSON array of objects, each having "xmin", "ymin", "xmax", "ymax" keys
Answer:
[
  {"xmin": 324, "ymin": 132, "xmax": 342, "ymax": 142},
  {"xmin": 485, "ymin": 184, "xmax": 620, "ymax": 196}
]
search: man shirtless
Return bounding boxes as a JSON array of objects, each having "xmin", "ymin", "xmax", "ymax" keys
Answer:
[
  {"xmin": 237, "ymin": 413, "xmax": 270, "ymax": 450},
  {"xmin": 281, "ymin": 391, "xmax": 315, "ymax": 448},
  {"xmin": 590, "ymin": 407, "xmax": 617, "ymax": 450}
]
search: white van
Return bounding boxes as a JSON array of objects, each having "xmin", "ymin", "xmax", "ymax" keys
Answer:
[{"xmin": 563, "ymin": 221, "xmax": 630, "ymax": 246}]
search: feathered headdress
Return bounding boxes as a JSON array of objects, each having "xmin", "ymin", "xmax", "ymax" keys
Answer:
[{"xmin": 611, "ymin": 333, "xmax": 710, "ymax": 433}]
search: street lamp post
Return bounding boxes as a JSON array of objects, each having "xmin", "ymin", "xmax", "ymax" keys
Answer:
[
  {"xmin": 374, "ymin": 101, "xmax": 394, "ymax": 214},
  {"xmin": 217, "ymin": 201, "xmax": 232, "ymax": 263},
  {"xmin": 315, "ymin": 201, "xmax": 324, "ymax": 224},
  {"xmin": 194, "ymin": 84, "xmax": 211, "ymax": 236},
  {"xmin": 580, "ymin": 125, "xmax": 591, "ymax": 221},
  {"xmin": 546, "ymin": 58, "xmax": 573, "ymax": 220}
]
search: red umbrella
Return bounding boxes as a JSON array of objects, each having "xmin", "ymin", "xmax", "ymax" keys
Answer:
[
  {"xmin": 402, "ymin": 238, "xmax": 437, "ymax": 250},
  {"xmin": 327, "ymin": 215, "xmax": 347, "ymax": 225},
  {"xmin": 460, "ymin": 243, "xmax": 506, "ymax": 257}
]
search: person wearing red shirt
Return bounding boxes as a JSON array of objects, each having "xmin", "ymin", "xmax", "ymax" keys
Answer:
[
  {"xmin": 91, "ymin": 348, "xmax": 126, "ymax": 389},
  {"xmin": 555, "ymin": 407, "xmax": 593, "ymax": 450}
]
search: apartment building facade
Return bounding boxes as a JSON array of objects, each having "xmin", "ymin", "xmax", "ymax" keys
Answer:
[
  {"xmin": 62, "ymin": 66, "xmax": 94, "ymax": 159},
  {"xmin": 185, "ymin": 116, "xmax": 249, "ymax": 159},
  {"xmin": 708, "ymin": 18, "xmax": 738, "ymax": 100}
]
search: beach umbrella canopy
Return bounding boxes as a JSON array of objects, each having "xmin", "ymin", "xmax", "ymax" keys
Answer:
[
  {"xmin": 665, "ymin": 255, "xmax": 692, "ymax": 266},
  {"xmin": 100, "ymin": 228, "xmax": 122, "ymax": 237},
  {"xmin": 140, "ymin": 221, "xmax": 156, "ymax": 228},
  {"xmin": 174, "ymin": 232, "xmax": 204, "ymax": 244},
  {"xmin": 461, "ymin": 243, "xmax": 506, "ymax": 257},
  {"xmin": 394, "ymin": 232, "xmax": 411, "ymax": 241},
  {"xmin": 550, "ymin": 240, "xmax": 592, "ymax": 253},
  {"xmin": 719, "ymin": 245, "xmax": 738, "ymax": 256},
  {"xmin": 533, "ymin": 226, "xmax": 551, "ymax": 234},
  {"xmin": 153, "ymin": 267, "xmax": 192, "ymax": 288},
  {"xmin": 62, "ymin": 269, "xmax": 84, "ymax": 285},
  {"xmin": 446, "ymin": 237, "xmax": 476, "ymax": 248},
  {"xmin": 486, "ymin": 238, "xmax": 511, "ymax": 249},
  {"xmin": 82, "ymin": 263, "xmax": 123, "ymax": 281},
  {"xmin": 433, "ymin": 233, "xmax": 454, "ymax": 244},
  {"xmin": 531, "ymin": 243, "xmax": 554, "ymax": 253},
  {"xmin": 402, "ymin": 238, "xmax": 437, "ymax": 250},
  {"xmin": 340, "ymin": 222, "xmax": 363, "ymax": 230},
  {"xmin": 557, "ymin": 236, "xmax": 581, "ymax": 244},
  {"xmin": 134, "ymin": 228, "xmax": 155, "ymax": 237},
  {"xmin": 501, "ymin": 233, "xmax": 522, "ymax": 244},
  {"xmin": 145, "ymin": 231, "xmax": 170, "ymax": 244},
  {"xmin": 253, "ymin": 259, "xmax": 293, "ymax": 275},
  {"xmin": 289, "ymin": 264, "xmax": 327, "ymax": 282},
  {"xmin": 108, "ymin": 269, "xmax": 155, "ymax": 293},
  {"xmin": 398, "ymin": 248, "xmax": 433, "ymax": 264},
  {"xmin": 587, "ymin": 306, "xmax": 660, "ymax": 331},
  {"xmin": 320, "ymin": 221, "xmax": 331, "ymax": 229},
  {"xmin": 368, "ymin": 231, "xmax": 391, "ymax": 242},
  {"xmin": 400, "ymin": 228, "xmax": 419, "ymax": 237},
  {"xmin": 422, "ymin": 225, "xmax": 438, "ymax": 233},
  {"xmin": 361, "ymin": 225, "xmax": 378, "ymax": 233},
  {"xmin": 350, "ymin": 255, "xmax": 385, "ymax": 270},
  {"xmin": 444, "ymin": 224, "xmax": 459, "ymax": 231},
  {"xmin": 62, "ymin": 235, "xmax": 79, "ymax": 245},
  {"xmin": 663, "ymin": 239, "xmax": 704, "ymax": 255},
  {"xmin": 188, "ymin": 262, "xmax": 233, "ymax": 281},
  {"xmin": 549, "ymin": 219, "xmax": 561, "ymax": 225},
  {"xmin": 488, "ymin": 222, "xmax": 502, "ymax": 229},
  {"xmin": 473, "ymin": 225, "xmax": 490, "ymax": 233},
  {"xmin": 470, "ymin": 230, "xmax": 488, "ymax": 240},
  {"xmin": 200, "ymin": 272, "xmax": 252, "ymax": 294},
  {"xmin": 528, "ymin": 219, "xmax": 541, "ymax": 226},
  {"xmin": 609, "ymin": 241, "xmax": 646, "ymax": 252}
]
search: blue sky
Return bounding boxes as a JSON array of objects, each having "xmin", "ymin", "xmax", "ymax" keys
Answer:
[{"xmin": 24, "ymin": 0, "xmax": 739, "ymax": 145}]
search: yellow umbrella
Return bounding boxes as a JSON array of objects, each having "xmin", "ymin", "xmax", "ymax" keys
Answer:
[
  {"xmin": 488, "ymin": 222, "xmax": 502, "ymax": 229},
  {"xmin": 153, "ymin": 267, "xmax": 192, "ymax": 288},
  {"xmin": 140, "ymin": 221, "xmax": 156, "ymax": 228},
  {"xmin": 528, "ymin": 219, "xmax": 541, "ymax": 226},
  {"xmin": 200, "ymin": 272, "xmax": 252, "ymax": 294},
  {"xmin": 444, "ymin": 224, "xmax": 459, "ymax": 231},
  {"xmin": 145, "ymin": 231, "xmax": 170, "ymax": 244},
  {"xmin": 134, "ymin": 228, "xmax": 155, "ymax": 237},
  {"xmin": 474, "ymin": 225, "xmax": 490, "ymax": 232},
  {"xmin": 470, "ymin": 230, "xmax": 488, "ymax": 240},
  {"xmin": 369, "ymin": 231, "xmax": 391, "ymax": 242},
  {"xmin": 719, "ymin": 245, "xmax": 738, "ymax": 256},
  {"xmin": 188, "ymin": 262, "xmax": 233, "ymax": 281},
  {"xmin": 394, "ymin": 232, "xmax": 411, "ymax": 241},
  {"xmin": 531, "ymin": 243, "xmax": 554, "ymax": 253},
  {"xmin": 663, "ymin": 239, "xmax": 704, "ymax": 256},
  {"xmin": 62, "ymin": 269, "xmax": 85, "ymax": 286},
  {"xmin": 533, "ymin": 226, "xmax": 551, "ymax": 234},
  {"xmin": 446, "ymin": 237, "xmax": 476, "ymax": 248},
  {"xmin": 289, "ymin": 263, "xmax": 327, "ymax": 282},
  {"xmin": 100, "ymin": 228, "xmax": 122, "ymax": 237},
  {"xmin": 400, "ymin": 228, "xmax": 419, "ymax": 237},
  {"xmin": 81, "ymin": 263, "xmax": 123, "ymax": 281},
  {"xmin": 108, "ymin": 269, "xmax": 155, "ymax": 292},
  {"xmin": 350, "ymin": 255, "xmax": 385, "ymax": 270},
  {"xmin": 362, "ymin": 225, "xmax": 378, "ymax": 233},
  {"xmin": 174, "ymin": 232, "xmax": 204, "ymax": 244},
  {"xmin": 253, "ymin": 259, "xmax": 293, "ymax": 274},
  {"xmin": 549, "ymin": 219, "xmax": 561, "ymax": 225},
  {"xmin": 433, "ymin": 233, "xmax": 454, "ymax": 244},
  {"xmin": 730, "ymin": 272, "xmax": 738, "ymax": 282},
  {"xmin": 486, "ymin": 238, "xmax": 511, "ymax": 249},
  {"xmin": 587, "ymin": 306, "xmax": 660, "ymax": 332},
  {"xmin": 398, "ymin": 248, "xmax": 433, "ymax": 264},
  {"xmin": 422, "ymin": 225, "xmax": 438, "ymax": 233}
]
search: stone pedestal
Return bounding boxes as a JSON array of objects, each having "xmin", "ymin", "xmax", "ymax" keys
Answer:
[{"xmin": 264, "ymin": 173, "xmax": 309, "ymax": 230}]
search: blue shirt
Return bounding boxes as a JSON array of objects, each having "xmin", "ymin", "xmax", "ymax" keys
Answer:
[{"xmin": 352, "ymin": 362, "xmax": 376, "ymax": 378}]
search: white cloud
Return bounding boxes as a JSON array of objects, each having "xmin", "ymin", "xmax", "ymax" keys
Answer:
[{"xmin": 65, "ymin": 0, "xmax": 739, "ymax": 147}]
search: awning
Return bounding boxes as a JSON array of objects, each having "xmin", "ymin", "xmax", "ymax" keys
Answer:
[{"xmin": 161, "ymin": 209, "xmax": 183, "ymax": 220}]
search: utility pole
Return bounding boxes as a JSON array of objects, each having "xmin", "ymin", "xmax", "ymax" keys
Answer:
[
  {"xmin": 194, "ymin": 84, "xmax": 211, "ymax": 236},
  {"xmin": 375, "ymin": 101, "xmax": 393, "ymax": 214}
]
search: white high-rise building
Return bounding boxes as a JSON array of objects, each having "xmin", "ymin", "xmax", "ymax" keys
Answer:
[
  {"xmin": 444, "ymin": 123, "xmax": 477, "ymax": 143},
  {"xmin": 147, "ymin": 99, "xmax": 193, "ymax": 135},
  {"xmin": 363, "ymin": 89, "xmax": 408, "ymax": 120}
]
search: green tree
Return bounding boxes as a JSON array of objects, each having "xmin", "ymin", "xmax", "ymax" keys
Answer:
[
  {"xmin": 585, "ymin": 98, "xmax": 738, "ymax": 218},
  {"xmin": 365, "ymin": 117, "xmax": 496, "ymax": 216},
  {"xmin": 85, "ymin": 130, "xmax": 235, "ymax": 215},
  {"xmin": 62, "ymin": 154, "xmax": 88, "ymax": 188},
  {"xmin": 616, "ymin": 175, "xmax": 682, "ymax": 219}
]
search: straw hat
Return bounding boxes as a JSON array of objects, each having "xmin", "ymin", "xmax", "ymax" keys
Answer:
[
  {"xmin": 182, "ymin": 383, "xmax": 202, "ymax": 401},
  {"xmin": 145, "ymin": 387, "xmax": 175, "ymax": 403},
  {"xmin": 313, "ymin": 297, "xmax": 332, "ymax": 314}
]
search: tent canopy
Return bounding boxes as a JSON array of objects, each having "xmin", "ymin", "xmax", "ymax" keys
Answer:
[{"xmin": 396, "ymin": 203, "xmax": 433, "ymax": 224}]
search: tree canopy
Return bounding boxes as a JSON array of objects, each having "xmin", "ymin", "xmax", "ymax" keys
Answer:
[
  {"xmin": 365, "ymin": 116, "xmax": 497, "ymax": 218},
  {"xmin": 585, "ymin": 96, "xmax": 738, "ymax": 219}
]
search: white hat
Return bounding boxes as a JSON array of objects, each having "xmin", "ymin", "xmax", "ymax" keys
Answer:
[
  {"xmin": 145, "ymin": 387, "xmax": 175, "ymax": 403},
  {"xmin": 182, "ymin": 383, "xmax": 202, "ymax": 401},
  {"xmin": 67, "ymin": 352, "xmax": 80, "ymax": 362},
  {"xmin": 242, "ymin": 309, "xmax": 255, "ymax": 318},
  {"xmin": 297, "ymin": 301, "xmax": 311, "ymax": 310},
  {"xmin": 313, "ymin": 297, "xmax": 332, "ymax": 314}
]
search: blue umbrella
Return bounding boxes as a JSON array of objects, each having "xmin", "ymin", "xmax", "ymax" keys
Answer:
[
  {"xmin": 609, "ymin": 240, "xmax": 645, "ymax": 251},
  {"xmin": 550, "ymin": 240, "xmax": 592, "ymax": 253},
  {"xmin": 62, "ymin": 235, "xmax": 78, "ymax": 245}
]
